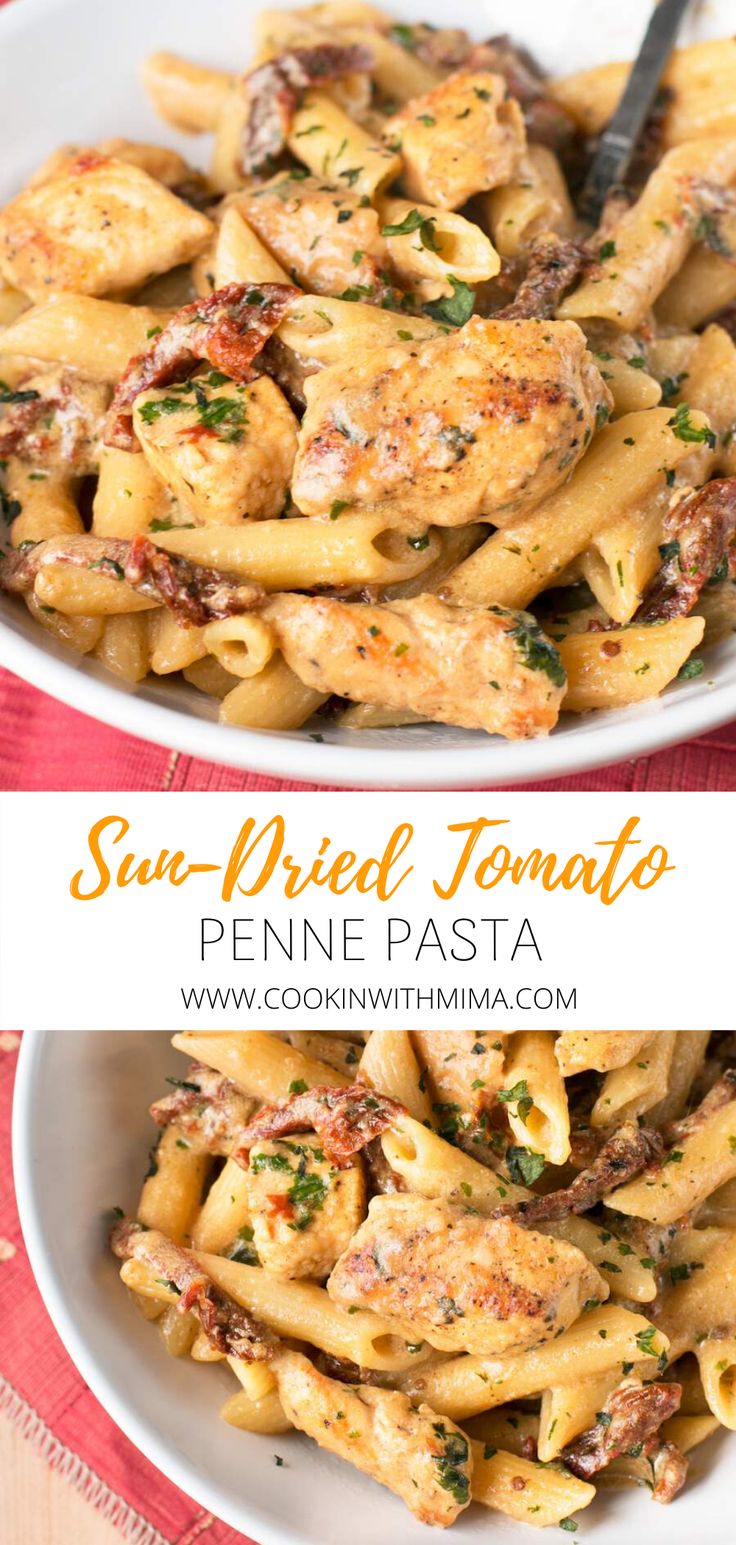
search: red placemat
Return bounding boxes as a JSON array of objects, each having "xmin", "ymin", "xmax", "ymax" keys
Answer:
[
  {"xmin": 0, "ymin": 0, "xmax": 734, "ymax": 794},
  {"xmin": 1, "ymin": 1037, "xmax": 255, "ymax": 1545},
  {"xmin": 1, "ymin": 666, "xmax": 735, "ymax": 791}
]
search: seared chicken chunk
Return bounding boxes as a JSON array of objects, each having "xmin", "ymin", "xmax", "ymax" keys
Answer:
[
  {"xmin": 133, "ymin": 371, "xmax": 298, "ymax": 523},
  {"xmin": 265, "ymin": 592, "xmax": 566, "ymax": 738},
  {"xmin": 0, "ymin": 153, "xmax": 212, "ymax": 300},
  {"xmin": 291, "ymin": 318, "xmax": 610, "ymax": 526},
  {"xmin": 274, "ymin": 1349, "xmax": 473, "ymax": 1527},
  {"xmin": 0, "ymin": 365, "xmax": 109, "ymax": 474},
  {"xmin": 245, "ymin": 1134, "xmax": 365, "ymax": 1280},
  {"xmin": 327, "ymin": 1194, "xmax": 607, "ymax": 1354},
  {"xmin": 411, "ymin": 1032, "xmax": 507, "ymax": 1120},
  {"xmin": 384, "ymin": 71, "xmax": 526, "ymax": 210},
  {"xmin": 240, "ymin": 173, "xmax": 386, "ymax": 299}
]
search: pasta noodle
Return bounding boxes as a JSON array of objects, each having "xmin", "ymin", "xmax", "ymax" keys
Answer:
[{"xmin": 109, "ymin": 1029, "xmax": 733, "ymax": 1532}]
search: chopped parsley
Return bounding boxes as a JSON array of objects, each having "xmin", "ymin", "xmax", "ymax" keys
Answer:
[
  {"xmin": 424, "ymin": 276, "xmax": 475, "ymax": 327},
  {"xmin": 437, "ymin": 1295, "xmax": 464, "ymax": 1322},
  {"xmin": 438, "ymin": 424, "xmax": 477, "ymax": 460},
  {"xmin": 660, "ymin": 371, "xmax": 689, "ymax": 405},
  {"xmin": 506, "ymin": 1146, "xmax": 545, "ymax": 1185},
  {"xmin": 497, "ymin": 1078, "xmax": 533, "ymax": 1124},
  {"xmin": 432, "ymin": 1423, "xmax": 471, "ymax": 1505},
  {"xmin": 669, "ymin": 1261, "xmax": 704, "ymax": 1284},
  {"xmin": 667, "ymin": 402, "xmax": 716, "ymax": 448},
  {"xmin": 599, "ymin": 240, "xmax": 617, "ymax": 261},
  {"xmin": 0, "ymin": 382, "xmax": 41, "ymax": 405},
  {"xmin": 287, "ymin": 1168, "xmax": 329, "ymax": 1231},
  {"xmin": 251, "ymin": 1151, "xmax": 294, "ymax": 1175},
  {"xmin": 677, "ymin": 657, "xmax": 704, "ymax": 679},
  {"xmin": 389, "ymin": 22, "xmax": 417, "ymax": 50},
  {"xmin": 89, "ymin": 557, "xmax": 125, "ymax": 580},
  {"xmin": 288, "ymin": 1079, "xmax": 308, "ymax": 1095},
  {"xmin": 635, "ymin": 1326, "xmax": 659, "ymax": 1357},
  {"xmin": 381, "ymin": 207, "xmax": 439, "ymax": 252},
  {"xmin": 491, "ymin": 608, "xmax": 566, "ymax": 688},
  {"xmin": 229, "ymin": 1225, "xmax": 259, "ymax": 1266}
]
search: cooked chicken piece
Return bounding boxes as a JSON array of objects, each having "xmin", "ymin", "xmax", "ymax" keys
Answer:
[
  {"xmin": 291, "ymin": 317, "xmax": 610, "ymax": 526},
  {"xmin": 150, "ymin": 1061, "xmax": 256, "ymax": 1153},
  {"xmin": 274, "ymin": 1349, "xmax": 473, "ymax": 1527},
  {"xmin": 0, "ymin": 533, "xmax": 264, "ymax": 628},
  {"xmin": 327, "ymin": 1194, "xmax": 606, "ymax": 1354},
  {"xmin": 384, "ymin": 71, "xmax": 526, "ymax": 210},
  {"xmin": 393, "ymin": 27, "xmax": 576, "ymax": 153},
  {"xmin": 240, "ymin": 174, "xmax": 386, "ymax": 299},
  {"xmin": 28, "ymin": 139, "xmax": 210, "ymax": 206},
  {"xmin": 105, "ymin": 282, "xmax": 299, "ymax": 451},
  {"xmin": 244, "ymin": 1134, "xmax": 365, "ymax": 1280},
  {"xmin": 235, "ymin": 1082, "xmax": 403, "ymax": 1167},
  {"xmin": 241, "ymin": 44, "xmax": 373, "ymax": 173},
  {"xmin": 110, "ymin": 1220, "xmax": 275, "ymax": 1360},
  {"xmin": 0, "ymin": 153, "xmax": 213, "ymax": 301},
  {"xmin": 133, "ymin": 371, "xmax": 297, "ymax": 523},
  {"xmin": 264, "ymin": 592, "xmax": 566, "ymax": 738},
  {"xmin": 555, "ymin": 1032, "xmax": 652, "ymax": 1077},
  {"xmin": 411, "ymin": 1032, "xmax": 506, "ymax": 1121},
  {"xmin": 0, "ymin": 366, "xmax": 109, "ymax": 474}
]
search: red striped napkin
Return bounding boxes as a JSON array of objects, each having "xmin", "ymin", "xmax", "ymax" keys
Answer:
[
  {"xmin": 1, "ymin": 666, "xmax": 734, "ymax": 790},
  {"xmin": 2, "ymin": 1038, "xmax": 255, "ymax": 1545}
]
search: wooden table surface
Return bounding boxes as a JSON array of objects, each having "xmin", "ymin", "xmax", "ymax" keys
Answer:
[{"xmin": 2, "ymin": 1405, "xmax": 122, "ymax": 1545}]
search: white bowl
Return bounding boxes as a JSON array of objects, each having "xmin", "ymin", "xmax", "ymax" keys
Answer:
[
  {"xmin": 12, "ymin": 1030, "xmax": 735, "ymax": 1543},
  {"xmin": 1, "ymin": 0, "xmax": 735, "ymax": 788}
]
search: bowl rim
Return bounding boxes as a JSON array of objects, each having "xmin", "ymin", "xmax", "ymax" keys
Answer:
[
  {"xmin": 10, "ymin": 1030, "xmax": 314, "ymax": 1545},
  {"xmin": 2, "ymin": 0, "xmax": 736, "ymax": 789},
  {"xmin": 3, "ymin": 616, "xmax": 735, "ymax": 789}
]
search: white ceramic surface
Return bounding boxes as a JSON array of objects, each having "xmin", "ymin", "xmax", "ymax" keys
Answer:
[
  {"xmin": 1, "ymin": 0, "xmax": 735, "ymax": 788},
  {"xmin": 12, "ymin": 1031, "xmax": 735, "ymax": 1543}
]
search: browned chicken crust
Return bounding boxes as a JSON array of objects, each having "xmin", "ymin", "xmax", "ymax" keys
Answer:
[
  {"xmin": 328, "ymin": 1194, "xmax": 606, "ymax": 1355},
  {"xmin": 275, "ymin": 1348, "xmax": 473, "ymax": 1527},
  {"xmin": 265, "ymin": 593, "xmax": 566, "ymax": 739},
  {"xmin": 105, "ymin": 282, "xmax": 299, "ymax": 450},
  {"xmin": 291, "ymin": 317, "xmax": 610, "ymax": 526}
]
